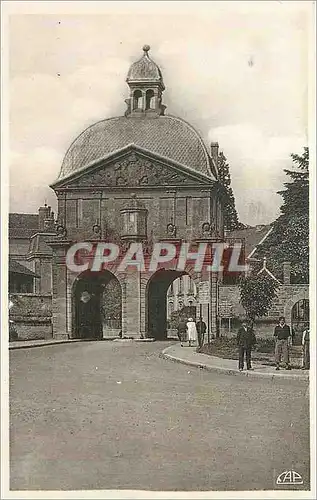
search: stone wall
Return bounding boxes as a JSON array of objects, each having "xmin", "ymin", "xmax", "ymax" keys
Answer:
[
  {"xmin": 218, "ymin": 284, "xmax": 309, "ymax": 339},
  {"xmin": 50, "ymin": 150, "xmax": 226, "ymax": 339},
  {"xmin": 9, "ymin": 293, "xmax": 52, "ymax": 340},
  {"xmin": 60, "ymin": 188, "xmax": 222, "ymax": 243},
  {"xmin": 9, "ymin": 240, "xmax": 31, "ymax": 261}
]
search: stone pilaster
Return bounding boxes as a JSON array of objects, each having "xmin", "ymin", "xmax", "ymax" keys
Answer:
[
  {"xmin": 51, "ymin": 242, "xmax": 70, "ymax": 340},
  {"xmin": 140, "ymin": 273, "xmax": 148, "ymax": 338},
  {"xmin": 210, "ymin": 272, "xmax": 218, "ymax": 337},
  {"xmin": 283, "ymin": 261, "xmax": 291, "ymax": 285},
  {"xmin": 121, "ymin": 269, "xmax": 141, "ymax": 338},
  {"xmin": 66, "ymin": 271, "xmax": 76, "ymax": 337}
]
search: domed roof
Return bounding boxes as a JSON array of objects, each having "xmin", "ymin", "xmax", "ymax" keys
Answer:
[
  {"xmin": 57, "ymin": 115, "xmax": 214, "ymax": 182},
  {"xmin": 126, "ymin": 45, "xmax": 164, "ymax": 88}
]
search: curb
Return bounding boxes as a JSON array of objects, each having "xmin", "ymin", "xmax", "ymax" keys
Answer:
[
  {"xmin": 9, "ymin": 339, "xmax": 85, "ymax": 350},
  {"xmin": 135, "ymin": 338, "xmax": 155, "ymax": 342},
  {"xmin": 161, "ymin": 347, "xmax": 309, "ymax": 382},
  {"xmin": 10, "ymin": 337, "xmax": 157, "ymax": 349},
  {"xmin": 113, "ymin": 338, "xmax": 155, "ymax": 342}
]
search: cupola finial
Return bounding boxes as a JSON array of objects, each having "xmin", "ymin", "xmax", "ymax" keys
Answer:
[{"xmin": 125, "ymin": 45, "xmax": 166, "ymax": 117}]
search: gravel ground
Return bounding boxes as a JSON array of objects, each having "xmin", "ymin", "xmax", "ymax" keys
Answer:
[{"xmin": 9, "ymin": 341, "xmax": 310, "ymax": 492}]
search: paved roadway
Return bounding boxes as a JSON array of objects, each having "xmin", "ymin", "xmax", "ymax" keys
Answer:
[{"xmin": 9, "ymin": 341, "xmax": 310, "ymax": 492}]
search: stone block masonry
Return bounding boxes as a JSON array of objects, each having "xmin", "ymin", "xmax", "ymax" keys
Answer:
[
  {"xmin": 218, "ymin": 284, "xmax": 309, "ymax": 338},
  {"xmin": 9, "ymin": 293, "xmax": 52, "ymax": 340}
]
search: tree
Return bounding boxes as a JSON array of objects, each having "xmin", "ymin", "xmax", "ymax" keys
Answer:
[
  {"xmin": 217, "ymin": 151, "xmax": 244, "ymax": 231},
  {"xmin": 258, "ymin": 147, "xmax": 309, "ymax": 283},
  {"xmin": 239, "ymin": 274, "xmax": 280, "ymax": 323},
  {"xmin": 169, "ymin": 306, "xmax": 196, "ymax": 329},
  {"xmin": 101, "ymin": 278, "xmax": 122, "ymax": 320}
]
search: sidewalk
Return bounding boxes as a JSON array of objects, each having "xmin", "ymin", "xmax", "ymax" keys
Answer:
[
  {"xmin": 9, "ymin": 339, "xmax": 84, "ymax": 350},
  {"xmin": 162, "ymin": 344, "xmax": 310, "ymax": 381}
]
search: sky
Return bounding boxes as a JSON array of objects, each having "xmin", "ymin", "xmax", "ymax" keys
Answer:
[{"xmin": 7, "ymin": 1, "xmax": 311, "ymax": 225}]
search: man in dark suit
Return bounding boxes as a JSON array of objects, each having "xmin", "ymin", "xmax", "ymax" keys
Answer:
[
  {"xmin": 177, "ymin": 317, "xmax": 187, "ymax": 346},
  {"xmin": 237, "ymin": 319, "xmax": 256, "ymax": 371},
  {"xmin": 274, "ymin": 316, "xmax": 292, "ymax": 370},
  {"xmin": 302, "ymin": 324, "xmax": 310, "ymax": 370},
  {"xmin": 196, "ymin": 318, "xmax": 207, "ymax": 348}
]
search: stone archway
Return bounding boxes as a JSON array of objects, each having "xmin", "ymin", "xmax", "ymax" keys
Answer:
[
  {"xmin": 72, "ymin": 269, "xmax": 122, "ymax": 339},
  {"xmin": 145, "ymin": 267, "xmax": 200, "ymax": 340},
  {"xmin": 284, "ymin": 289, "xmax": 309, "ymax": 326},
  {"xmin": 291, "ymin": 298, "xmax": 309, "ymax": 345},
  {"xmin": 291, "ymin": 298, "xmax": 309, "ymax": 342}
]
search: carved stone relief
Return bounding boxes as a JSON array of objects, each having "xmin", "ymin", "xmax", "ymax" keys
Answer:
[
  {"xmin": 64, "ymin": 152, "xmax": 204, "ymax": 188},
  {"xmin": 166, "ymin": 223, "xmax": 177, "ymax": 237}
]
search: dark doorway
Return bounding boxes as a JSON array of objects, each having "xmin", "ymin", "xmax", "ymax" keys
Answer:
[
  {"xmin": 73, "ymin": 270, "xmax": 122, "ymax": 339},
  {"xmin": 146, "ymin": 269, "xmax": 194, "ymax": 340},
  {"xmin": 291, "ymin": 298, "xmax": 309, "ymax": 345}
]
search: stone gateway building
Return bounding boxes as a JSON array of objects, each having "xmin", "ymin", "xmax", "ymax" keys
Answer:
[
  {"xmin": 9, "ymin": 46, "xmax": 309, "ymax": 343},
  {"xmin": 49, "ymin": 46, "xmax": 226, "ymax": 341}
]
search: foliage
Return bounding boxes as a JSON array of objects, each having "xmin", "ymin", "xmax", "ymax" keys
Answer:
[
  {"xmin": 258, "ymin": 147, "xmax": 309, "ymax": 283},
  {"xmin": 9, "ymin": 321, "xmax": 19, "ymax": 342},
  {"xmin": 101, "ymin": 278, "xmax": 122, "ymax": 320},
  {"xmin": 169, "ymin": 306, "xmax": 197, "ymax": 329},
  {"xmin": 169, "ymin": 310, "xmax": 181, "ymax": 330},
  {"xmin": 217, "ymin": 151, "xmax": 244, "ymax": 231},
  {"xmin": 239, "ymin": 274, "xmax": 280, "ymax": 322}
]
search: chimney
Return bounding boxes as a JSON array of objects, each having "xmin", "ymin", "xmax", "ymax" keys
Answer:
[
  {"xmin": 38, "ymin": 204, "xmax": 51, "ymax": 231},
  {"xmin": 210, "ymin": 142, "xmax": 219, "ymax": 164},
  {"xmin": 283, "ymin": 261, "xmax": 291, "ymax": 284}
]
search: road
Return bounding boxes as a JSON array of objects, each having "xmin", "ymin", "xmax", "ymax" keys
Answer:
[{"xmin": 9, "ymin": 341, "xmax": 310, "ymax": 492}]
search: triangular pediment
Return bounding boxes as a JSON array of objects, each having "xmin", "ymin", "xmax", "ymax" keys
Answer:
[{"xmin": 52, "ymin": 145, "xmax": 214, "ymax": 189}]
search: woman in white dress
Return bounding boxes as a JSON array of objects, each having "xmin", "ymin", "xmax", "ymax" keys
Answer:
[{"xmin": 186, "ymin": 318, "xmax": 197, "ymax": 347}]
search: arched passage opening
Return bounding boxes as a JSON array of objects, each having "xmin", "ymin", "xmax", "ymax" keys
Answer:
[
  {"xmin": 133, "ymin": 90, "xmax": 143, "ymax": 110},
  {"xmin": 291, "ymin": 298, "xmax": 309, "ymax": 345},
  {"xmin": 146, "ymin": 269, "xmax": 197, "ymax": 340},
  {"xmin": 145, "ymin": 89, "xmax": 155, "ymax": 109},
  {"xmin": 72, "ymin": 270, "xmax": 122, "ymax": 339},
  {"xmin": 167, "ymin": 276, "xmax": 197, "ymax": 328}
]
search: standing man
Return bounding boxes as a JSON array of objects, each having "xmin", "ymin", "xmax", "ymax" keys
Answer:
[
  {"xmin": 9, "ymin": 296, "xmax": 18, "ymax": 342},
  {"xmin": 177, "ymin": 317, "xmax": 187, "ymax": 347},
  {"xmin": 301, "ymin": 324, "xmax": 310, "ymax": 370},
  {"xmin": 274, "ymin": 316, "xmax": 292, "ymax": 370},
  {"xmin": 237, "ymin": 319, "xmax": 256, "ymax": 371},
  {"xmin": 196, "ymin": 317, "xmax": 207, "ymax": 348}
]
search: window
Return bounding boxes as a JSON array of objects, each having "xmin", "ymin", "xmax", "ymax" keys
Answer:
[
  {"xmin": 145, "ymin": 89, "xmax": 155, "ymax": 110},
  {"xmin": 133, "ymin": 90, "xmax": 143, "ymax": 110},
  {"xmin": 77, "ymin": 199, "xmax": 83, "ymax": 227}
]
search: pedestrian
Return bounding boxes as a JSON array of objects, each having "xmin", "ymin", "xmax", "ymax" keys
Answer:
[
  {"xmin": 9, "ymin": 295, "xmax": 18, "ymax": 342},
  {"xmin": 291, "ymin": 327, "xmax": 296, "ymax": 345},
  {"xmin": 237, "ymin": 319, "xmax": 256, "ymax": 371},
  {"xmin": 274, "ymin": 316, "xmax": 292, "ymax": 370},
  {"xmin": 177, "ymin": 317, "xmax": 187, "ymax": 347},
  {"xmin": 196, "ymin": 318, "xmax": 207, "ymax": 348},
  {"xmin": 186, "ymin": 318, "xmax": 197, "ymax": 347},
  {"xmin": 301, "ymin": 324, "xmax": 310, "ymax": 370}
]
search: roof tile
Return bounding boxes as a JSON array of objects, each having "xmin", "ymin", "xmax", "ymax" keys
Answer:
[
  {"xmin": 9, "ymin": 213, "xmax": 39, "ymax": 239},
  {"xmin": 57, "ymin": 115, "xmax": 214, "ymax": 182}
]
